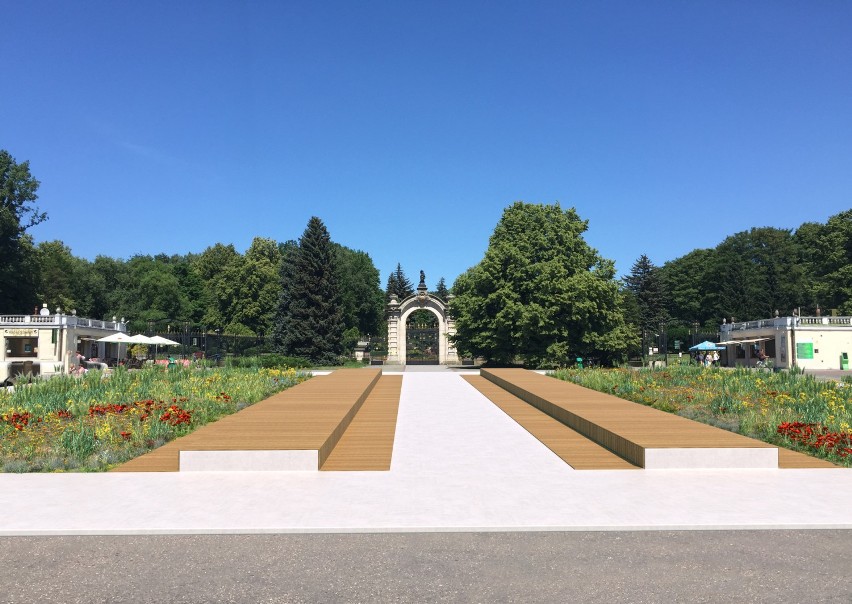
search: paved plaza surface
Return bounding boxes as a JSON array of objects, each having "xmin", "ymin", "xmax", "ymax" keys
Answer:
[
  {"xmin": 1, "ymin": 372, "xmax": 851, "ymax": 535},
  {"xmin": 2, "ymin": 531, "xmax": 851, "ymax": 603}
]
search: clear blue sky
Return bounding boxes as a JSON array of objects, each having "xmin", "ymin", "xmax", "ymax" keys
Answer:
[{"xmin": 3, "ymin": 1, "xmax": 851, "ymax": 287}]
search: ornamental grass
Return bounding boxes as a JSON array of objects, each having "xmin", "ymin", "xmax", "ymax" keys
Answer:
[
  {"xmin": 551, "ymin": 365, "xmax": 852, "ymax": 466},
  {"xmin": 0, "ymin": 365, "xmax": 309, "ymax": 472}
]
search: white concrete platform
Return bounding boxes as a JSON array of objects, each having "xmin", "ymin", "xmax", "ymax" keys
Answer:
[
  {"xmin": 179, "ymin": 450, "xmax": 318, "ymax": 472},
  {"xmin": 644, "ymin": 447, "xmax": 779, "ymax": 469},
  {"xmin": 1, "ymin": 373, "xmax": 850, "ymax": 535}
]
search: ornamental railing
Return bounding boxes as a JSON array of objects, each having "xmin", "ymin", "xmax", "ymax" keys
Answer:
[
  {"xmin": 0, "ymin": 314, "xmax": 126, "ymax": 331},
  {"xmin": 721, "ymin": 316, "xmax": 852, "ymax": 332}
]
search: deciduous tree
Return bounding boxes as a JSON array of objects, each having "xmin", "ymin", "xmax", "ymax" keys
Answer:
[
  {"xmin": 335, "ymin": 245, "xmax": 384, "ymax": 337},
  {"xmin": 450, "ymin": 202, "xmax": 635, "ymax": 366},
  {"xmin": 0, "ymin": 150, "xmax": 45, "ymax": 311}
]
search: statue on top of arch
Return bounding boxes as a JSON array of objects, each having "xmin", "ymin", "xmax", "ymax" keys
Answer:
[{"xmin": 419, "ymin": 270, "xmax": 426, "ymax": 287}]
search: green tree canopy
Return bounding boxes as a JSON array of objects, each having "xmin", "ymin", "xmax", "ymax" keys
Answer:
[
  {"xmin": 335, "ymin": 244, "xmax": 384, "ymax": 337},
  {"xmin": 450, "ymin": 202, "xmax": 635, "ymax": 366},
  {"xmin": 795, "ymin": 210, "xmax": 852, "ymax": 314},
  {"xmin": 705, "ymin": 227, "xmax": 804, "ymax": 322},
  {"xmin": 658, "ymin": 248, "xmax": 715, "ymax": 328},
  {"xmin": 0, "ymin": 150, "xmax": 45, "ymax": 311},
  {"xmin": 231, "ymin": 237, "xmax": 282, "ymax": 336}
]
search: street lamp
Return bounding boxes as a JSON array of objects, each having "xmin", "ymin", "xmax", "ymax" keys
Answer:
[
  {"xmin": 183, "ymin": 321, "xmax": 190, "ymax": 359},
  {"xmin": 692, "ymin": 321, "xmax": 699, "ymax": 346}
]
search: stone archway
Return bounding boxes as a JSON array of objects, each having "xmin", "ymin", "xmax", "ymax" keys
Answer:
[{"xmin": 384, "ymin": 283, "xmax": 459, "ymax": 365}]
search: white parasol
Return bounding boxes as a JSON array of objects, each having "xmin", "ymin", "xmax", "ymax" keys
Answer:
[
  {"xmin": 148, "ymin": 335, "xmax": 181, "ymax": 359},
  {"xmin": 96, "ymin": 332, "xmax": 135, "ymax": 343}
]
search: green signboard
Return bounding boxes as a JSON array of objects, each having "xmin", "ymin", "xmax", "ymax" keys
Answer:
[{"xmin": 796, "ymin": 342, "xmax": 814, "ymax": 359}]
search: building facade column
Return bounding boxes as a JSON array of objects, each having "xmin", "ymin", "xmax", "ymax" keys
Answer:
[{"xmin": 385, "ymin": 295, "xmax": 401, "ymax": 364}]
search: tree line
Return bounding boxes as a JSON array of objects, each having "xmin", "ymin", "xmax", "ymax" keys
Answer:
[
  {"xmin": 623, "ymin": 210, "xmax": 852, "ymax": 355},
  {"xmin": 2, "ymin": 148, "xmax": 850, "ymax": 365},
  {"xmin": 0, "ymin": 150, "xmax": 386, "ymax": 361}
]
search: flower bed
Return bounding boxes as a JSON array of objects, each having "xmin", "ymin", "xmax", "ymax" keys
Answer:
[
  {"xmin": 0, "ymin": 365, "xmax": 309, "ymax": 472},
  {"xmin": 551, "ymin": 365, "xmax": 852, "ymax": 466}
]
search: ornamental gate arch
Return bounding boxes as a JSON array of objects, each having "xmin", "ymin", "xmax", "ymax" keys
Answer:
[{"xmin": 384, "ymin": 281, "xmax": 459, "ymax": 366}]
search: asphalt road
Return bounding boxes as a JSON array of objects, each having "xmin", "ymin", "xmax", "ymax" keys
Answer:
[{"xmin": 1, "ymin": 531, "xmax": 851, "ymax": 603}]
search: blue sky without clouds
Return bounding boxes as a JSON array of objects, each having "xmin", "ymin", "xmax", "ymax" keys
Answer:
[{"xmin": 3, "ymin": 1, "xmax": 851, "ymax": 288}]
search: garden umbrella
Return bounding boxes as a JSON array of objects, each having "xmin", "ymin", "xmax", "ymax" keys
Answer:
[
  {"xmin": 127, "ymin": 334, "xmax": 156, "ymax": 344},
  {"xmin": 688, "ymin": 340, "xmax": 726, "ymax": 351},
  {"xmin": 96, "ymin": 332, "xmax": 134, "ymax": 343},
  {"xmin": 148, "ymin": 335, "xmax": 180, "ymax": 360},
  {"xmin": 96, "ymin": 332, "xmax": 134, "ymax": 362}
]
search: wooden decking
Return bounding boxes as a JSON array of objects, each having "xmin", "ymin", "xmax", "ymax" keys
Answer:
[
  {"xmin": 777, "ymin": 448, "xmax": 837, "ymax": 468},
  {"xmin": 111, "ymin": 367, "xmax": 834, "ymax": 473},
  {"xmin": 321, "ymin": 376, "xmax": 403, "ymax": 471},
  {"xmin": 113, "ymin": 368, "xmax": 382, "ymax": 472},
  {"xmin": 463, "ymin": 375, "xmax": 638, "ymax": 469},
  {"xmin": 481, "ymin": 369, "xmax": 837, "ymax": 469}
]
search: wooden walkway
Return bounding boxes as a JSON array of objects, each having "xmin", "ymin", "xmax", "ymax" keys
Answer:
[
  {"xmin": 481, "ymin": 369, "xmax": 836, "ymax": 469},
  {"xmin": 777, "ymin": 448, "xmax": 837, "ymax": 468},
  {"xmin": 463, "ymin": 376, "xmax": 638, "ymax": 469},
  {"xmin": 113, "ymin": 368, "xmax": 382, "ymax": 472},
  {"xmin": 321, "ymin": 376, "xmax": 403, "ymax": 471}
]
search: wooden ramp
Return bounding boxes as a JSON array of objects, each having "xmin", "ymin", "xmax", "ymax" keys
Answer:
[
  {"xmin": 481, "ymin": 369, "xmax": 837, "ymax": 469},
  {"xmin": 777, "ymin": 448, "xmax": 838, "ymax": 468},
  {"xmin": 483, "ymin": 369, "xmax": 779, "ymax": 469},
  {"xmin": 321, "ymin": 376, "xmax": 403, "ymax": 471},
  {"xmin": 113, "ymin": 368, "xmax": 381, "ymax": 472},
  {"xmin": 463, "ymin": 375, "xmax": 637, "ymax": 470}
]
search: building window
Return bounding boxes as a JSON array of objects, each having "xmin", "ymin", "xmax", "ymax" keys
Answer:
[
  {"xmin": 765, "ymin": 339, "xmax": 777, "ymax": 358},
  {"xmin": 6, "ymin": 337, "xmax": 38, "ymax": 357}
]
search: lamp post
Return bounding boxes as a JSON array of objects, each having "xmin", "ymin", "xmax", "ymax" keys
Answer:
[
  {"xmin": 184, "ymin": 321, "xmax": 190, "ymax": 359},
  {"xmin": 692, "ymin": 321, "xmax": 699, "ymax": 347}
]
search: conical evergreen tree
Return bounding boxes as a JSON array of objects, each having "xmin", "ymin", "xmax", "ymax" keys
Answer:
[
  {"xmin": 433, "ymin": 276, "xmax": 449, "ymax": 301},
  {"xmin": 272, "ymin": 240, "xmax": 298, "ymax": 352},
  {"xmin": 624, "ymin": 254, "xmax": 668, "ymax": 333},
  {"xmin": 385, "ymin": 262, "xmax": 414, "ymax": 300},
  {"xmin": 274, "ymin": 218, "xmax": 344, "ymax": 364}
]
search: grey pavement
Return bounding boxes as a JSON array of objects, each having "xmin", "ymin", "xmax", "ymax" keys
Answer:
[
  {"xmin": 806, "ymin": 369, "xmax": 852, "ymax": 382},
  {"xmin": 2, "ymin": 531, "xmax": 851, "ymax": 603},
  {"xmin": 1, "ymin": 373, "xmax": 851, "ymax": 535}
]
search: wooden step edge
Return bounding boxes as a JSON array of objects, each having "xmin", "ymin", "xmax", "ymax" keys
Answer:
[
  {"xmin": 480, "ymin": 370, "xmax": 645, "ymax": 466},
  {"xmin": 464, "ymin": 375, "xmax": 638, "ymax": 470}
]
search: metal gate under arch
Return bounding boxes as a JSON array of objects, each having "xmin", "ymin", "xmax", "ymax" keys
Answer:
[{"xmin": 405, "ymin": 311, "xmax": 439, "ymax": 365}]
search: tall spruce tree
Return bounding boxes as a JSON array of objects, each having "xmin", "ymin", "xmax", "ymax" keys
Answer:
[
  {"xmin": 385, "ymin": 262, "xmax": 414, "ymax": 300},
  {"xmin": 433, "ymin": 277, "xmax": 449, "ymax": 301},
  {"xmin": 623, "ymin": 254, "xmax": 668, "ymax": 333},
  {"xmin": 274, "ymin": 217, "xmax": 344, "ymax": 364}
]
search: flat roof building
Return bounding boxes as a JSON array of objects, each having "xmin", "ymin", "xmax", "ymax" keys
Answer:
[
  {"xmin": 1, "ymin": 305, "xmax": 127, "ymax": 384},
  {"xmin": 718, "ymin": 315, "xmax": 852, "ymax": 370}
]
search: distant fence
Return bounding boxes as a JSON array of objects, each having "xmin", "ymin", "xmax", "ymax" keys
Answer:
[{"xmin": 140, "ymin": 332, "xmax": 275, "ymax": 361}]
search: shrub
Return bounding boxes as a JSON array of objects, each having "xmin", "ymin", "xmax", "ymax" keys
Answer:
[{"xmin": 228, "ymin": 354, "xmax": 312, "ymax": 369}]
